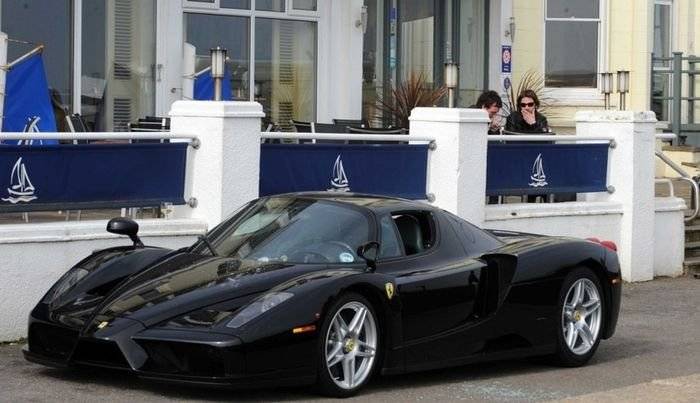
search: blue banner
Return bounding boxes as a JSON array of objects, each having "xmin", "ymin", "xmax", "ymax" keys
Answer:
[
  {"xmin": 0, "ymin": 143, "xmax": 187, "ymax": 212},
  {"xmin": 1, "ymin": 53, "xmax": 58, "ymax": 145},
  {"xmin": 194, "ymin": 67, "xmax": 232, "ymax": 101},
  {"xmin": 260, "ymin": 144, "xmax": 429, "ymax": 199},
  {"xmin": 486, "ymin": 143, "xmax": 609, "ymax": 196}
]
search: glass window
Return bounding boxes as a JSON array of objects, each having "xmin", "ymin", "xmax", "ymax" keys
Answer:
[
  {"xmin": 293, "ymin": 0, "xmax": 317, "ymax": 11},
  {"xmin": 255, "ymin": 18, "xmax": 316, "ymax": 129},
  {"xmin": 1, "ymin": 0, "xmax": 72, "ymax": 130},
  {"xmin": 207, "ymin": 198, "xmax": 371, "ymax": 264},
  {"xmin": 398, "ymin": 0, "xmax": 435, "ymax": 81},
  {"xmin": 256, "ymin": 0, "xmax": 285, "ymax": 12},
  {"xmin": 651, "ymin": 1, "xmax": 672, "ymax": 121},
  {"xmin": 185, "ymin": 13, "xmax": 251, "ymax": 101},
  {"xmin": 80, "ymin": 1, "xmax": 156, "ymax": 132},
  {"xmin": 221, "ymin": 0, "xmax": 250, "ymax": 9},
  {"xmin": 457, "ymin": 0, "xmax": 487, "ymax": 107},
  {"xmin": 362, "ymin": 0, "xmax": 385, "ymax": 125},
  {"xmin": 546, "ymin": 0, "xmax": 599, "ymax": 19},
  {"xmin": 379, "ymin": 215, "xmax": 403, "ymax": 258},
  {"xmin": 545, "ymin": 0, "xmax": 600, "ymax": 88}
]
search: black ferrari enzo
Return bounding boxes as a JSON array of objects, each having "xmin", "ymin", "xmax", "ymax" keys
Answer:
[{"xmin": 25, "ymin": 193, "xmax": 621, "ymax": 397}]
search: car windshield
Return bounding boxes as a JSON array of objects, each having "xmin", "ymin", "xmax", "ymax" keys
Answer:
[{"xmin": 203, "ymin": 197, "xmax": 372, "ymax": 264}]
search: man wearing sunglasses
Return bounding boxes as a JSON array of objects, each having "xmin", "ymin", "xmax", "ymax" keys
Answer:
[{"xmin": 505, "ymin": 89, "xmax": 550, "ymax": 134}]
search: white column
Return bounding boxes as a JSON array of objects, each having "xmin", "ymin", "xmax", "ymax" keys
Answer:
[
  {"xmin": 170, "ymin": 101, "xmax": 264, "ymax": 230},
  {"xmin": 576, "ymin": 111, "xmax": 657, "ymax": 282},
  {"xmin": 409, "ymin": 107, "xmax": 490, "ymax": 226}
]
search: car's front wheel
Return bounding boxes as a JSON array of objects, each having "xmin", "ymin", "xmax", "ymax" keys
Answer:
[
  {"xmin": 555, "ymin": 267, "xmax": 604, "ymax": 367},
  {"xmin": 316, "ymin": 293, "xmax": 379, "ymax": 397}
]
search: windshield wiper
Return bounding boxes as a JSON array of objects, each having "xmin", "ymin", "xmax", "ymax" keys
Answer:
[{"xmin": 198, "ymin": 235, "xmax": 219, "ymax": 257}]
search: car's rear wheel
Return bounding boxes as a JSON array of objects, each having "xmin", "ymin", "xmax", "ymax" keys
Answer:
[
  {"xmin": 316, "ymin": 293, "xmax": 379, "ymax": 397},
  {"xmin": 555, "ymin": 267, "xmax": 604, "ymax": 366}
]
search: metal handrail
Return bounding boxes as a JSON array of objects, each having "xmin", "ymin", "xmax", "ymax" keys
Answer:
[
  {"xmin": 260, "ymin": 132, "xmax": 435, "ymax": 142},
  {"xmin": 655, "ymin": 150, "xmax": 700, "ymax": 222},
  {"xmin": 0, "ymin": 132, "xmax": 200, "ymax": 148}
]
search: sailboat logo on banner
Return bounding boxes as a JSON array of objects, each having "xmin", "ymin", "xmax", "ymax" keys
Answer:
[
  {"xmin": 528, "ymin": 153, "xmax": 548, "ymax": 188},
  {"xmin": 18, "ymin": 116, "xmax": 43, "ymax": 146},
  {"xmin": 2, "ymin": 157, "xmax": 38, "ymax": 203},
  {"xmin": 328, "ymin": 155, "xmax": 351, "ymax": 192}
]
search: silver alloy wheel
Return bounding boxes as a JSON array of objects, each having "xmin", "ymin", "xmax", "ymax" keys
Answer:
[
  {"xmin": 325, "ymin": 301, "xmax": 378, "ymax": 390},
  {"xmin": 562, "ymin": 278, "xmax": 602, "ymax": 355}
]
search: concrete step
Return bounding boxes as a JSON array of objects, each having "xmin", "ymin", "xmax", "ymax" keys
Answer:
[
  {"xmin": 682, "ymin": 256, "xmax": 700, "ymax": 276},
  {"xmin": 685, "ymin": 226, "xmax": 700, "ymax": 242},
  {"xmin": 685, "ymin": 240, "xmax": 700, "ymax": 249}
]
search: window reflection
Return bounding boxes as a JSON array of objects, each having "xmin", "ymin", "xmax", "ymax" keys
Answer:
[
  {"xmin": 185, "ymin": 13, "xmax": 251, "ymax": 101},
  {"xmin": 1, "ymin": 0, "xmax": 72, "ymax": 131},
  {"xmin": 81, "ymin": 1, "xmax": 156, "ymax": 131},
  {"xmin": 255, "ymin": 18, "xmax": 316, "ymax": 129}
]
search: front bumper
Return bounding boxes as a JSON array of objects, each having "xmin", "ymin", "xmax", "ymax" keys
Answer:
[{"xmin": 25, "ymin": 311, "xmax": 316, "ymax": 388}]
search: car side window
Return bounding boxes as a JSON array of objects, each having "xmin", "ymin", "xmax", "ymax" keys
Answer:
[
  {"xmin": 444, "ymin": 211, "xmax": 502, "ymax": 255},
  {"xmin": 378, "ymin": 215, "xmax": 403, "ymax": 259},
  {"xmin": 392, "ymin": 211, "xmax": 436, "ymax": 256}
]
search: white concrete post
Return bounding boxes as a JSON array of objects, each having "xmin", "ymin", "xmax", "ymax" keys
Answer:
[
  {"xmin": 409, "ymin": 107, "xmax": 490, "ymax": 226},
  {"xmin": 576, "ymin": 111, "xmax": 657, "ymax": 282},
  {"xmin": 170, "ymin": 101, "xmax": 264, "ymax": 230}
]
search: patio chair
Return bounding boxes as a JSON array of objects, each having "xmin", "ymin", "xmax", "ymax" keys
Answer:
[{"xmin": 346, "ymin": 126, "xmax": 407, "ymax": 144}]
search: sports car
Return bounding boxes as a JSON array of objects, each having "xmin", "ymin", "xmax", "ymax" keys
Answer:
[{"xmin": 24, "ymin": 193, "xmax": 621, "ymax": 397}]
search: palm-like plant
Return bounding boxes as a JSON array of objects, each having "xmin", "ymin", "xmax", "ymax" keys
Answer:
[
  {"xmin": 373, "ymin": 72, "xmax": 447, "ymax": 129},
  {"xmin": 502, "ymin": 70, "xmax": 555, "ymax": 118}
]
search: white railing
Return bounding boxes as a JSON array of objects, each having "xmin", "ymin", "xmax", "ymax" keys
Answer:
[
  {"xmin": 487, "ymin": 134, "xmax": 616, "ymax": 145},
  {"xmin": 654, "ymin": 132, "xmax": 699, "ymax": 221},
  {"xmin": 0, "ymin": 132, "xmax": 200, "ymax": 147},
  {"xmin": 261, "ymin": 131, "xmax": 436, "ymax": 146}
]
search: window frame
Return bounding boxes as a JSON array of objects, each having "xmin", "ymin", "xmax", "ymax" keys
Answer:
[
  {"xmin": 542, "ymin": 0, "xmax": 607, "ymax": 105},
  {"xmin": 650, "ymin": 0, "xmax": 676, "ymax": 124}
]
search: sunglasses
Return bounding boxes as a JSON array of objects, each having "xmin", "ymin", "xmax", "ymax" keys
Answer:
[{"xmin": 520, "ymin": 102, "xmax": 535, "ymax": 107}]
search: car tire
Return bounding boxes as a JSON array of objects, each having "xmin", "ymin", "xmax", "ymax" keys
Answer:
[
  {"xmin": 316, "ymin": 292, "xmax": 380, "ymax": 397},
  {"xmin": 554, "ymin": 267, "xmax": 605, "ymax": 367}
]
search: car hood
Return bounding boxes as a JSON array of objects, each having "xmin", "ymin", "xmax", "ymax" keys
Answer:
[{"xmin": 54, "ymin": 252, "xmax": 326, "ymax": 330}]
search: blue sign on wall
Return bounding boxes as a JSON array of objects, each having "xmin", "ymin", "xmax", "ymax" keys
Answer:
[
  {"xmin": 260, "ymin": 144, "xmax": 429, "ymax": 199},
  {"xmin": 486, "ymin": 143, "xmax": 609, "ymax": 196},
  {"xmin": 0, "ymin": 143, "xmax": 188, "ymax": 212}
]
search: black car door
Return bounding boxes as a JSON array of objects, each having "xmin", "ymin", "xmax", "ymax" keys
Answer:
[{"xmin": 376, "ymin": 211, "xmax": 487, "ymax": 364}]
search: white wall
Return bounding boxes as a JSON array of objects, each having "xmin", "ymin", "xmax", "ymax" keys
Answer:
[
  {"xmin": 653, "ymin": 198, "xmax": 686, "ymax": 277},
  {"xmin": 0, "ymin": 219, "xmax": 205, "ymax": 341}
]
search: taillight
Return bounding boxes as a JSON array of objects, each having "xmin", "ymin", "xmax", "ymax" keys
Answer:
[{"xmin": 586, "ymin": 237, "xmax": 617, "ymax": 252}]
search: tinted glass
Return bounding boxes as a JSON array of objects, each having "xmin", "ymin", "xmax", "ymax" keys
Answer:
[
  {"xmin": 547, "ymin": 0, "xmax": 599, "ymax": 19},
  {"xmin": 256, "ymin": 0, "xmax": 285, "ymax": 12},
  {"xmin": 444, "ymin": 211, "xmax": 502, "ymax": 255},
  {"xmin": 545, "ymin": 21, "xmax": 598, "ymax": 87},
  {"xmin": 1, "ymin": 0, "xmax": 72, "ymax": 118},
  {"xmin": 379, "ymin": 215, "xmax": 403, "ymax": 258},
  {"xmin": 208, "ymin": 198, "xmax": 371, "ymax": 264},
  {"xmin": 221, "ymin": 0, "xmax": 250, "ymax": 9},
  {"xmin": 293, "ymin": 0, "xmax": 316, "ymax": 11}
]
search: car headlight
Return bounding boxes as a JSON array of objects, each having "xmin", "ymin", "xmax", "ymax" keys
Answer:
[{"xmin": 226, "ymin": 291, "xmax": 294, "ymax": 329}]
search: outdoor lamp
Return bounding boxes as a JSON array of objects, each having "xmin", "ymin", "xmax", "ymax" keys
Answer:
[
  {"xmin": 600, "ymin": 72, "xmax": 614, "ymax": 109},
  {"xmin": 617, "ymin": 70, "xmax": 630, "ymax": 110},
  {"xmin": 210, "ymin": 46, "xmax": 227, "ymax": 101},
  {"xmin": 444, "ymin": 62, "xmax": 459, "ymax": 108}
]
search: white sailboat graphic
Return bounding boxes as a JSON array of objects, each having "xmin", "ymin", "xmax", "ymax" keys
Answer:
[
  {"xmin": 19, "ymin": 116, "xmax": 42, "ymax": 146},
  {"xmin": 528, "ymin": 153, "xmax": 548, "ymax": 188},
  {"xmin": 328, "ymin": 155, "xmax": 351, "ymax": 192},
  {"xmin": 2, "ymin": 157, "xmax": 38, "ymax": 203}
]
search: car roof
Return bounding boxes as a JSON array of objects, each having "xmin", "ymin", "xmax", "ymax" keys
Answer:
[{"xmin": 270, "ymin": 192, "xmax": 436, "ymax": 214}]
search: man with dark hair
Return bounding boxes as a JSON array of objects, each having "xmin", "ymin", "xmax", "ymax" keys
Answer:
[{"xmin": 474, "ymin": 90, "xmax": 503, "ymax": 134}]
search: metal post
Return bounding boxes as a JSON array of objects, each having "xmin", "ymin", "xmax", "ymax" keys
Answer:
[
  {"xmin": 689, "ymin": 56, "xmax": 697, "ymax": 125},
  {"xmin": 0, "ymin": 32, "xmax": 7, "ymax": 129},
  {"xmin": 673, "ymin": 52, "xmax": 683, "ymax": 142}
]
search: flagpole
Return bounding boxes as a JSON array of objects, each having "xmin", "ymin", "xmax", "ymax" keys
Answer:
[
  {"xmin": 6, "ymin": 44, "xmax": 44, "ymax": 70},
  {"xmin": 0, "ymin": 32, "xmax": 7, "ymax": 130}
]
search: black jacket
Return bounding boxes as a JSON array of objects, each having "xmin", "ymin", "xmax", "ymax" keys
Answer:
[{"xmin": 505, "ymin": 111, "xmax": 549, "ymax": 134}]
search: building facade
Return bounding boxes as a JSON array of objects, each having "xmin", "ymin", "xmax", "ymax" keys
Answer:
[{"xmin": 1, "ymin": 1, "xmax": 698, "ymax": 133}]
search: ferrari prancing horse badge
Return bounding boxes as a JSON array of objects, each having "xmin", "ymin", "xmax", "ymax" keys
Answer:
[{"xmin": 385, "ymin": 282, "xmax": 394, "ymax": 300}]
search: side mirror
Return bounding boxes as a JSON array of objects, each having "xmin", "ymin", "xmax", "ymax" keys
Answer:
[
  {"xmin": 357, "ymin": 241, "xmax": 380, "ymax": 272},
  {"xmin": 107, "ymin": 217, "xmax": 143, "ymax": 248}
]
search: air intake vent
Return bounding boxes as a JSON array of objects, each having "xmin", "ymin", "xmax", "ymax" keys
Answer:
[
  {"xmin": 113, "ymin": 98, "xmax": 132, "ymax": 132},
  {"xmin": 113, "ymin": 0, "xmax": 132, "ymax": 80}
]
